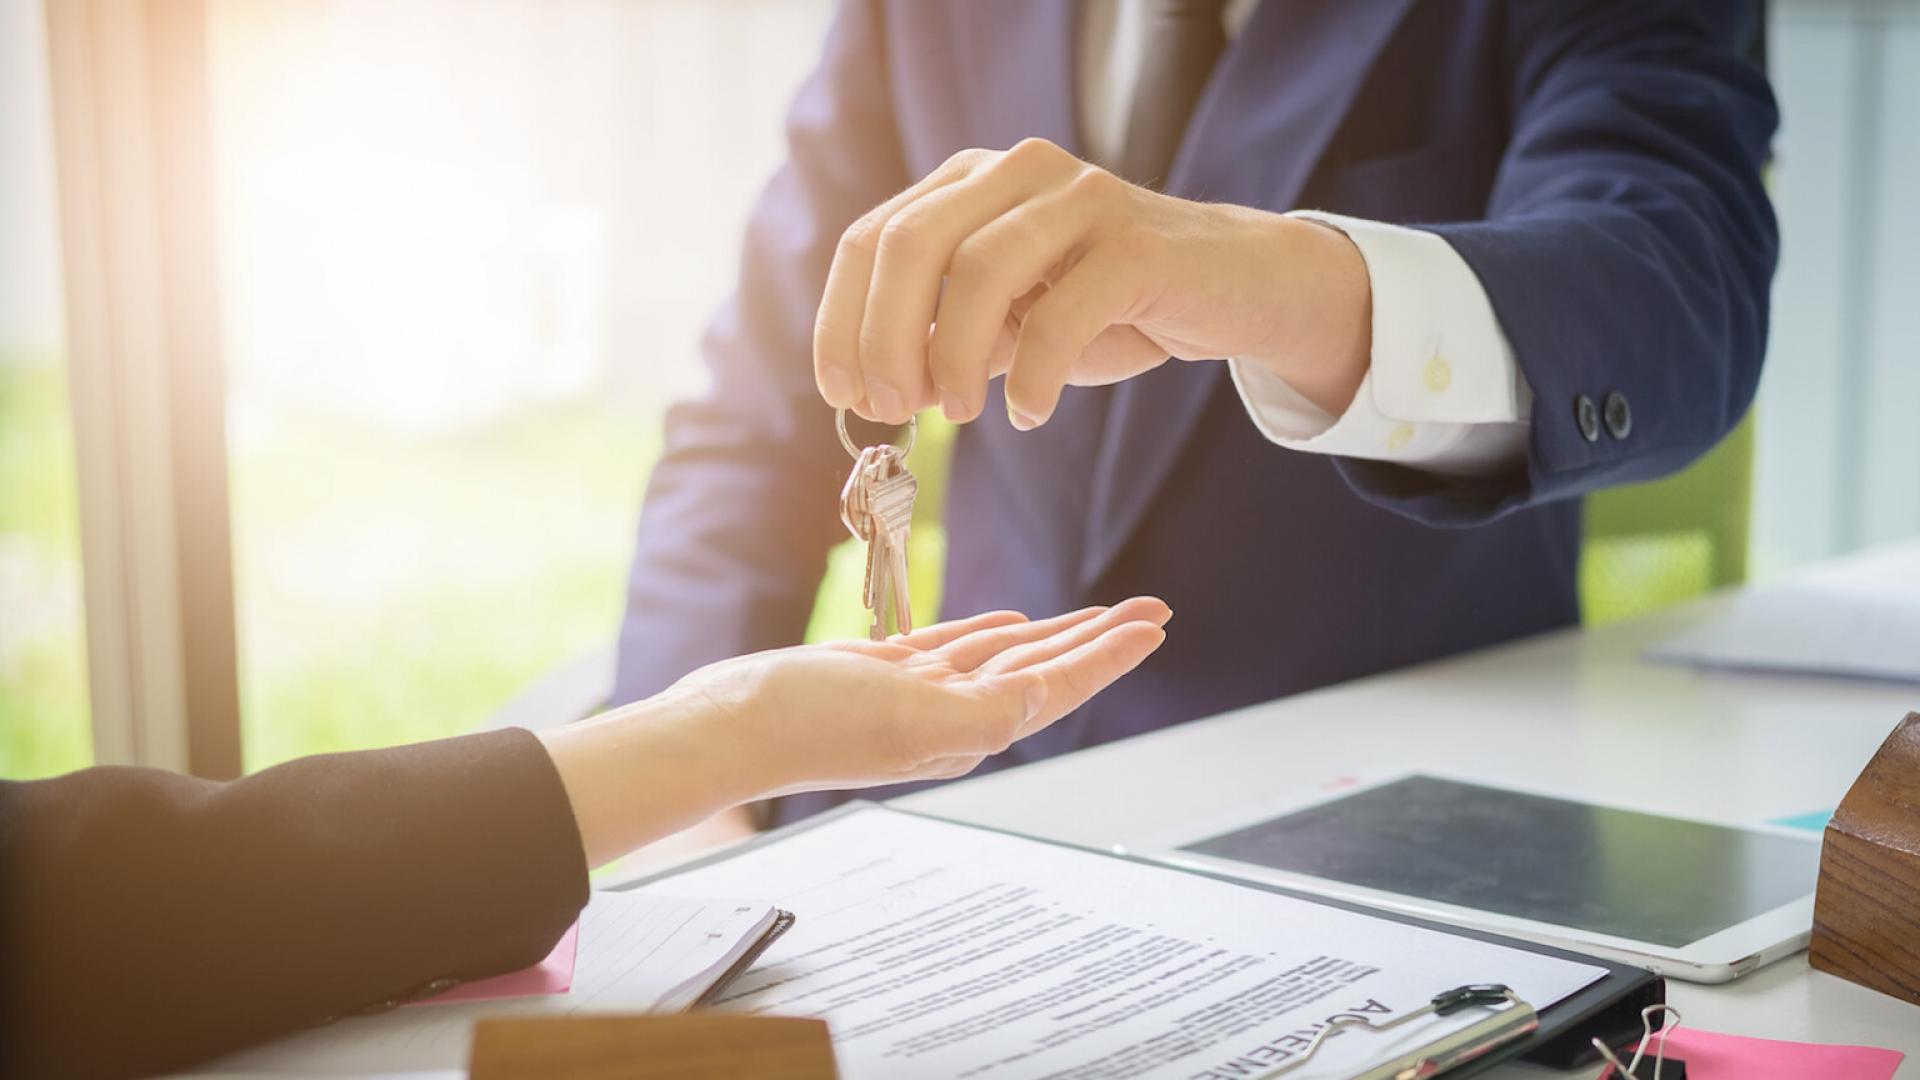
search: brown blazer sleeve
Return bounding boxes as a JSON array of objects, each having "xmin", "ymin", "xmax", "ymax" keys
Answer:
[{"xmin": 0, "ymin": 726, "xmax": 590, "ymax": 1079}]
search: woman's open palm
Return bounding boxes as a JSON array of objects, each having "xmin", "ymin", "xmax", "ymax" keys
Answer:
[{"xmin": 670, "ymin": 598, "xmax": 1171, "ymax": 797}]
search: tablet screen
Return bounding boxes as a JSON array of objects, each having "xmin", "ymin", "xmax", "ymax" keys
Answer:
[{"xmin": 1181, "ymin": 775, "xmax": 1821, "ymax": 948}]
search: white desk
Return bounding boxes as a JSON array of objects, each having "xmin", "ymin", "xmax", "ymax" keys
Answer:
[{"xmin": 897, "ymin": 552, "xmax": 1920, "ymax": 1076}]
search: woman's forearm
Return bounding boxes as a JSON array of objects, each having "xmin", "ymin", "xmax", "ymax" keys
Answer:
[
  {"xmin": 535, "ymin": 689, "xmax": 762, "ymax": 869},
  {"xmin": 0, "ymin": 729, "xmax": 586, "ymax": 1078}
]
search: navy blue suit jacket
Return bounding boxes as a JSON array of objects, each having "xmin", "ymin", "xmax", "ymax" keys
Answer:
[{"xmin": 614, "ymin": 1, "xmax": 1777, "ymax": 823}]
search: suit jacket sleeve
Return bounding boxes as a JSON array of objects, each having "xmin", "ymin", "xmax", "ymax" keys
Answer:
[
  {"xmin": 611, "ymin": 0, "xmax": 911, "ymax": 706},
  {"xmin": 1331, "ymin": 0, "xmax": 1777, "ymax": 526},
  {"xmin": 0, "ymin": 727, "xmax": 589, "ymax": 1079}
]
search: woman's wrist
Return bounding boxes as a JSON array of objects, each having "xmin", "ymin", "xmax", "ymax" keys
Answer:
[{"xmin": 535, "ymin": 686, "xmax": 766, "ymax": 869}]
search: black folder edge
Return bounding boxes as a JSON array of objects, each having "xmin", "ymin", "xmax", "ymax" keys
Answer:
[{"xmin": 616, "ymin": 800, "xmax": 1662, "ymax": 1076}]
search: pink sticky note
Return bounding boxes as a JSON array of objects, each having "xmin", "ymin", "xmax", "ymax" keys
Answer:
[
  {"xmin": 1600, "ymin": 1027, "xmax": 1903, "ymax": 1080},
  {"xmin": 412, "ymin": 921, "xmax": 579, "ymax": 1006}
]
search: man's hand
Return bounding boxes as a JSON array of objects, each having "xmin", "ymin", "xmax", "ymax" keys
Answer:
[
  {"xmin": 539, "ymin": 600, "xmax": 1170, "ymax": 867},
  {"xmin": 813, "ymin": 138, "xmax": 1372, "ymax": 429}
]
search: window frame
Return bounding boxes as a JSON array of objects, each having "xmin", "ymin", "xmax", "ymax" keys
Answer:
[{"xmin": 43, "ymin": 0, "xmax": 242, "ymax": 778}]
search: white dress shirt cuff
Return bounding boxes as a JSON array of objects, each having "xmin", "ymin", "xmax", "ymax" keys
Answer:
[{"xmin": 1228, "ymin": 211, "xmax": 1533, "ymax": 477}]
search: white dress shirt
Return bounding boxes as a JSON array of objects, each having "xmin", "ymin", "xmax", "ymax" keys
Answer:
[{"xmin": 1079, "ymin": 0, "xmax": 1532, "ymax": 476}]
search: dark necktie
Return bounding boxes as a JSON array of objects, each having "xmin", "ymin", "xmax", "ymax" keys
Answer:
[
  {"xmin": 1018, "ymin": 2, "xmax": 1231, "ymax": 584},
  {"xmin": 1115, "ymin": 0, "xmax": 1230, "ymax": 189}
]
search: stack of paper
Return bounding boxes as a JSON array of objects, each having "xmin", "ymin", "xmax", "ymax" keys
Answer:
[
  {"xmin": 1645, "ymin": 541, "xmax": 1920, "ymax": 684},
  {"xmin": 637, "ymin": 806, "xmax": 1607, "ymax": 1080}
]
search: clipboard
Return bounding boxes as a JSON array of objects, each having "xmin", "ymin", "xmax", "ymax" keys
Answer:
[{"xmin": 619, "ymin": 801, "xmax": 1663, "ymax": 1078}]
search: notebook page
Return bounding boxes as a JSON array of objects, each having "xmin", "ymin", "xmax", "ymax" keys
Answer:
[
  {"xmin": 193, "ymin": 892, "xmax": 775, "ymax": 1075},
  {"xmin": 636, "ymin": 806, "xmax": 1609, "ymax": 1080}
]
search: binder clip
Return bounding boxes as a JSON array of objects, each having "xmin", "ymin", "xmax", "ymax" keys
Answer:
[
  {"xmin": 1257, "ymin": 983, "xmax": 1539, "ymax": 1079},
  {"xmin": 1591, "ymin": 1003, "xmax": 1684, "ymax": 1080}
]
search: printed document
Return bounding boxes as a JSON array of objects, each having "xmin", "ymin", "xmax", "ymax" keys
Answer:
[{"xmin": 637, "ymin": 806, "xmax": 1605, "ymax": 1080}]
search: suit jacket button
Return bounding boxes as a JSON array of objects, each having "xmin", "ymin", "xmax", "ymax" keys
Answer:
[
  {"xmin": 1603, "ymin": 392, "xmax": 1632, "ymax": 439},
  {"xmin": 1574, "ymin": 394, "xmax": 1601, "ymax": 443}
]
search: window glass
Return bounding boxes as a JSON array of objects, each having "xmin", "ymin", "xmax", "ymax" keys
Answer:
[
  {"xmin": 206, "ymin": 0, "xmax": 836, "ymax": 768},
  {"xmin": 1754, "ymin": 8, "xmax": 1920, "ymax": 574},
  {"xmin": 0, "ymin": 0, "xmax": 92, "ymax": 779}
]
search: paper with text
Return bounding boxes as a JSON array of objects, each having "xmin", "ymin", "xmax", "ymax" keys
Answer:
[
  {"xmin": 639, "ymin": 807, "xmax": 1606, "ymax": 1080},
  {"xmin": 196, "ymin": 892, "xmax": 776, "ymax": 1074}
]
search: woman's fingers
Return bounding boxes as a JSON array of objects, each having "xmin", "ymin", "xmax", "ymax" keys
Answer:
[
  {"xmin": 891, "ymin": 609, "xmax": 1027, "ymax": 651},
  {"xmin": 917, "ymin": 754, "xmax": 987, "ymax": 781},
  {"xmin": 937, "ymin": 604, "xmax": 1110, "ymax": 671},
  {"xmin": 1011, "ymin": 620, "xmax": 1168, "ymax": 739},
  {"xmin": 928, "ymin": 600, "xmax": 1170, "ymax": 757},
  {"xmin": 977, "ymin": 596, "xmax": 1172, "ymax": 677},
  {"xmin": 904, "ymin": 600, "xmax": 1171, "ymax": 765}
]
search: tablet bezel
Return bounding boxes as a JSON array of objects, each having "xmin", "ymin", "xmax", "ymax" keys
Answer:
[{"xmin": 1128, "ymin": 770, "xmax": 1819, "ymax": 984}]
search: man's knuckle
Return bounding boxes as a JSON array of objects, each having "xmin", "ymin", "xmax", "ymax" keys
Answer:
[
  {"xmin": 948, "ymin": 146, "xmax": 993, "ymax": 171},
  {"xmin": 1066, "ymin": 167, "xmax": 1115, "ymax": 200},
  {"xmin": 1008, "ymin": 136, "xmax": 1063, "ymax": 167},
  {"xmin": 839, "ymin": 216, "xmax": 882, "ymax": 257},
  {"xmin": 877, "ymin": 214, "xmax": 925, "ymax": 262},
  {"xmin": 948, "ymin": 236, "xmax": 997, "ymax": 282}
]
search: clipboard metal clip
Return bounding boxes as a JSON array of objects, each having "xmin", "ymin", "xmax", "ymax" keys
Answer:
[{"xmin": 1256, "ymin": 983, "xmax": 1540, "ymax": 1080}]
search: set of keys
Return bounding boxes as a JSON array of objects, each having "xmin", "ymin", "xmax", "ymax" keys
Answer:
[{"xmin": 837, "ymin": 409, "xmax": 918, "ymax": 641}]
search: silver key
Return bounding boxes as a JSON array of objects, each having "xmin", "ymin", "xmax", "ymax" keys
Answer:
[
  {"xmin": 840, "ymin": 445, "xmax": 883, "ymax": 618},
  {"xmin": 864, "ymin": 448, "xmax": 917, "ymax": 637},
  {"xmin": 840, "ymin": 442, "xmax": 893, "ymax": 640},
  {"xmin": 864, "ymin": 529, "xmax": 895, "ymax": 640},
  {"xmin": 836, "ymin": 410, "xmax": 918, "ymax": 641}
]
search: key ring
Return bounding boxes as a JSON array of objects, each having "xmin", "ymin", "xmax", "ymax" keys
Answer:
[{"xmin": 836, "ymin": 408, "xmax": 916, "ymax": 460}]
